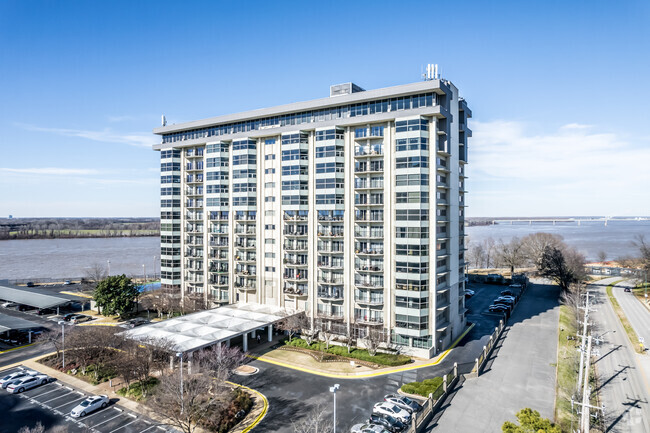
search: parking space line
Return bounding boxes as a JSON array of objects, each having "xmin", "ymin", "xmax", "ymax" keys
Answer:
[
  {"xmin": 138, "ymin": 425, "xmax": 158, "ymax": 433},
  {"xmin": 82, "ymin": 406, "xmax": 122, "ymax": 422},
  {"xmin": 41, "ymin": 390, "xmax": 75, "ymax": 404},
  {"xmin": 108, "ymin": 414, "xmax": 138, "ymax": 433},
  {"xmin": 52, "ymin": 394, "xmax": 85, "ymax": 410},
  {"xmin": 89, "ymin": 411, "xmax": 126, "ymax": 428},
  {"xmin": 28, "ymin": 383, "xmax": 63, "ymax": 398}
]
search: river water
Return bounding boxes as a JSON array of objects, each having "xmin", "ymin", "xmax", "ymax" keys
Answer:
[
  {"xmin": 0, "ymin": 220, "xmax": 649, "ymax": 279},
  {"xmin": 0, "ymin": 237, "xmax": 160, "ymax": 280},
  {"xmin": 466, "ymin": 219, "xmax": 650, "ymax": 262}
]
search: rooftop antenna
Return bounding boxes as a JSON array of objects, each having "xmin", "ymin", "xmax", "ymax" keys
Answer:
[
  {"xmin": 161, "ymin": 115, "xmax": 167, "ymax": 127},
  {"xmin": 424, "ymin": 64, "xmax": 439, "ymax": 81}
]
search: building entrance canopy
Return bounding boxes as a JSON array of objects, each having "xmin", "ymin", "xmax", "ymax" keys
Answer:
[{"xmin": 124, "ymin": 303, "xmax": 294, "ymax": 353}]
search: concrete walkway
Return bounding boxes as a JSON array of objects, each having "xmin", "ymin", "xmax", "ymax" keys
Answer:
[{"xmin": 430, "ymin": 281, "xmax": 560, "ymax": 432}]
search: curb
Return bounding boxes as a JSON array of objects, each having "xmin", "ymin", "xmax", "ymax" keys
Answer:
[
  {"xmin": 250, "ymin": 322, "xmax": 475, "ymax": 379},
  {"xmin": 0, "ymin": 342, "xmax": 36, "ymax": 354},
  {"xmin": 226, "ymin": 381, "xmax": 268, "ymax": 433}
]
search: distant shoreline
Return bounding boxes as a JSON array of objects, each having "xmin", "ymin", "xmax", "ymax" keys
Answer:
[{"xmin": 0, "ymin": 217, "xmax": 160, "ymax": 241}]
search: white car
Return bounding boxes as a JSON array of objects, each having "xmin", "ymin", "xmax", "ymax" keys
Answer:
[
  {"xmin": 372, "ymin": 402, "xmax": 411, "ymax": 423},
  {"xmin": 1, "ymin": 302, "xmax": 17, "ymax": 308},
  {"xmin": 0, "ymin": 370, "xmax": 38, "ymax": 389},
  {"xmin": 384, "ymin": 394, "xmax": 422, "ymax": 413},
  {"xmin": 70, "ymin": 395, "xmax": 109, "ymax": 417},
  {"xmin": 6, "ymin": 374, "xmax": 49, "ymax": 393},
  {"xmin": 350, "ymin": 424, "xmax": 391, "ymax": 433}
]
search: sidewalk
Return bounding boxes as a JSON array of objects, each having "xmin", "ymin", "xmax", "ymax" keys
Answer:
[{"xmin": 247, "ymin": 324, "xmax": 474, "ymax": 379}]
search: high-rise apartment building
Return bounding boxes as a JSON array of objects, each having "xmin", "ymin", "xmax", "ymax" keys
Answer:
[{"xmin": 153, "ymin": 78, "xmax": 471, "ymax": 358}]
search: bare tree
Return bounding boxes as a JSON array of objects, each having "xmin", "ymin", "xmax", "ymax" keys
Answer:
[
  {"xmin": 278, "ymin": 312, "xmax": 309, "ymax": 342},
  {"xmin": 597, "ymin": 250, "xmax": 607, "ymax": 263},
  {"xmin": 483, "ymin": 237, "xmax": 496, "ymax": 268},
  {"xmin": 539, "ymin": 246, "xmax": 586, "ymax": 292},
  {"xmin": 37, "ymin": 327, "xmax": 63, "ymax": 358},
  {"xmin": 363, "ymin": 328, "xmax": 383, "ymax": 356},
  {"xmin": 316, "ymin": 319, "xmax": 335, "ymax": 350},
  {"xmin": 520, "ymin": 233, "xmax": 564, "ymax": 269},
  {"xmin": 194, "ymin": 345, "xmax": 246, "ymax": 388},
  {"xmin": 632, "ymin": 234, "xmax": 650, "ymax": 275},
  {"xmin": 18, "ymin": 422, "xmax": 45, "ymax": 433},
  {"xmin": 149, "ymin": 368, "xmax": 223, "ymax": 433},
  {"xmin": 83, "ymin": 262, "xmax": 108, "ymax": 291},
  {"xmin": 467, "ymin": 243, "xmax": 486, "ymax": 269},
  {"xmin": 495, "ymin": 237, "xmax": 526, "ymax": 275},
  {"xmin": 291, "ymin": 403, "xmax": 334, "ymax": 433}
]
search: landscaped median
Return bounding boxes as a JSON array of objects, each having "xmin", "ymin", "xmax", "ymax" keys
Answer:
[
  {"xmin": 554, "ymin": 303, "xmax": 580, "ymax": 431},
  {"xmin": 282, "ymin": 338, "xmax": 412, "ymax": 367}
]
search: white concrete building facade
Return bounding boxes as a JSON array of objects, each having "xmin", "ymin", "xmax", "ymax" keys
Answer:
[{"xmin": 153, "ymin": 78, "xmax": 471, "ymax": 358}]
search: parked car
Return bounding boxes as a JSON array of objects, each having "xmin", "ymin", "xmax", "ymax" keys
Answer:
[
  {"xmin": 488, "ymin": 304, "xmax": 510, "ymax": 313},
  {"xmin": 119, "ymin": 318, "xmax": 150, "ymax": 329},
  {"xmin": 384, "ymin": 394, "xmax": 422, "ymax": 413},
  {"xmin": 70, "ymin": 315, "xmax": 92, "ymax": 324},
  {"xmin": 500, "ymin": 289, "xmax": 517, "ymax": 297},
  {"xmin": 509, "ymin": 283, "xmax": 523, "ymax": 289},
  {"xmin": 0, "ymin": 370, "xmax": 38, "ymax": 389},
  {"xmin": 26, "ymin": 282, "xmax": 35, "ymax": 287},
  {"xmin": 624, "ymin": 287, "xmax": 631, "ymax": 293},
  {"xmin": 37, "ymin": 307, "xmax": 56, "ymax": 316},
  {"xmin": 368, "ymin": 413, "xmax": 406, "ymax": 432},
  {"xmin": 373, "ymin": 402, "xmax": 411, "ymax": 424},
  {"xmin": 350, "ymin": 424, "xmax": 391, "ymax": 433},
  {"xmin": 494, "ymin": 297, "xmax": 515, "ymax": 305},
  {"xmin": 464, "ymin": 289, "xmax": 475, "ymax": 298},
  {"xmin": 18, "ymin": 304, "xmax": 36, "ymax": 312},
  {"xmin": 63, "ymin": 280, "xmax": 72, "ymax": 285},
  {"xmin": 70, "ymin": 394, "xmax": 109, "ymax": 417},
  {"xmin": 62, "ymin": 313, "xmax": 77, "ymax": 321},
  {"xmin": 6, "ymin": 374, "xmax": 49, "ymax": 393}
]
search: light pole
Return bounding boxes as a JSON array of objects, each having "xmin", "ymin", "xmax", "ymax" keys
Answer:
[
  {"xmin": 107, "ymin": 259, "xmax": 111, "ymax": 276},
  {"xmin": 329, "ymin": 384, "xmax": 340, "ymax": 433},
  {"xmin": 58, "ymin": 321, "xmax": 66, "ymax": 370},
  {"xmin": 142, "ymin": 264, "xmax": 146, "ymax": 284},
  {"xmin": 153, "ymin": 255, "xmax": 157, "ymax": 280},
  {"xmin": 176, "ymin": 352, "xmax": 184, "ymax": 414}
]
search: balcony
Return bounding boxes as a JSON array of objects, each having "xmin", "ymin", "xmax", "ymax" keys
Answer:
[
  {"xmin": 355, "ymin": 317, "xmax": 384, "ymax": 326},
  {"xmin": 284, "ymin": 259, "xmax": 308, "ymax": 268},
  {"xmin": 354, "ymin": 296, "xmax": 384, "ymax": 306},
  {"xmin": 209, "ymin": 266, "xmax": 229, "ymax": 274},
  {"xmin": 235, "ymin": 283, "xmax": 256, "ymax": 292},
  {"xmin": 234, "ymin": 229, "xmax": 256, "ymax": 236},
  {"xmin": 355, "ymin": 265, "xmax": 384, "ymax": 273},
  {"xmin": 283, "ymin": 287, "xmax": 308, "ymax": 298},
  {"xmin": 318, "ymin": 215, "xmax": 344, "ymax": 222},
  {"xmin": 186, "ymin": 176, "xmax": 204, "ymax": 184},
  {"xmin": 319, "ymin": 247, "xmax": 344, "ymax": 255},
  {"xmin": 318, "ymin": 277, "xmax": 344, "ymax": 285},
  {"xmin": 317, "ymin": 313, "xmax": 345, "ymax": 321},
  {"xmin": 354, "ymin": 281, "xmax": 383, "ymax": 290},
  {"xmin": 354, "ymin": 166, "xmax": 384, "ymax": 174},
  {"xmin": 318, "ymin": 291, "xmax": 344, "ymax": 302},
  {"xmin": 283, "ymin": 230, "xmax": 308, "ymax": 238},
  {"xmin": 235, "ymin": 243, "xmax": 256, "ymax": 250},
  {"xmin": 235, "ymin": 270, "xmax": 256, "ymax": 278},
  {"xmin": 209, "ymin": 280, "xmax": 229, "ymax": 287},
  {"xmin": 317, "ymin": 231, "xmax": 344, "ymax": 238},
  {"xmin": 355, "ymin": 249, "xmax": 384, "ymax": 256},
  {"xmin": 355, "ymin": 215, "xmax": 384, "ymax": 223},
  {"xmin": 284, "ymin": 244, "xmax": 308, "ymax": 252},
  {"xmin": 283, "ymin": 214, "xmax": 309, "ymax": 222},
  {"xmin": 354, "ymin": 148, "xmax": 384, "ymax": 158},
  {"xmin": 317, "ymin": 262, "xmax": 343, "ymax": 270}
]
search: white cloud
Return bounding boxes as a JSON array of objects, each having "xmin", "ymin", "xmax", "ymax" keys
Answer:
[
  {"xmin": 0, "ymin": 167, "xmax": 100, "ymax": 175},
  {"xmin": 16, "ymin": 123, "xmax": 156, "ymax": 148},
  {"xmin": 467, "ymin": 121, "xmax": 650, "ymax": 216}
]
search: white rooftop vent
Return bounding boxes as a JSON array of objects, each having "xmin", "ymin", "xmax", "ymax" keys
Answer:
[{"xmin": 330, "ymin": 82, "xmax": 365, "ymax": 97}]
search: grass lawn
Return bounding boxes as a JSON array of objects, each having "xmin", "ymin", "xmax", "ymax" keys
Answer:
[
  {"xmin": 401, "ymin": 376, "xmax": 449, "ymax": 398},
  {"xmin": 116, "ymin": 377, "xmax": 159, "ymax": 401},
  {"xmin": 554, "ymin": 304, "xmax": 580, "ymax": 431},
  {"xmin": 605, "ymin": 281, "xmax": 643, "ymax": 354}
]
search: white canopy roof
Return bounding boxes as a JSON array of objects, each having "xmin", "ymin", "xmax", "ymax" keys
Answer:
[{"xmin": 124, "ymin": 303, "xmax": 293, "ymax": 353}]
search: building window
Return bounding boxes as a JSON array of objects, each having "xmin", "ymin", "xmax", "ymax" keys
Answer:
[
  {"xmin": 265, "ymin": 252, "xmax": 276, "ymax": 258},
  {"xmin": 265, "ymin": 210, "xmax": 275, "ymax": 217},
  {"xmin": 265, "ymin": 182, "xmax": 275, "ymax": 189},
  {"xmin": 265, "ymin": 266, "xmax": 276, "ymax": 272},
  {"xmin": 265, "ymin": 154, "xmax": 276, "ymax": 160},
  {"xmin": 265, "ymin": 238, "xmax": 275, "ymax": 244},
  {"xmin": 265, "ymin": 168, "xmax": 276, "ymax": 174},
  {"xmin": 265, "ymin": 224, "xmax": 276, "ymax": 230},
  {"xmin": 265, "ymin": 196, "xmax": 276, "ymax": 202}
]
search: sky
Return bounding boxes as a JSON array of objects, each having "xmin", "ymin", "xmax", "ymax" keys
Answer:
[{"xmin": 0, "ymin": 0, "xmax": 648, "ymax": 218}]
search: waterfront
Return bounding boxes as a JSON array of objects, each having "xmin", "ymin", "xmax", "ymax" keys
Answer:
[
  {"xmin": 466, "ymin": 219, "xmax": 650, "ymax": 262},
  {"xmin": 1, "ymin": 219, "xmax": 649, "ymax": 280},
  {"xmin": 0, "ymin": 236, "xmax": 159, "ymax": 280}
]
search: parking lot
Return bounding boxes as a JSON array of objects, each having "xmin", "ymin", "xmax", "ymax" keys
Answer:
[{"xmin": 0, "ymin": 366, "xmax": 175, "ymax": 433}]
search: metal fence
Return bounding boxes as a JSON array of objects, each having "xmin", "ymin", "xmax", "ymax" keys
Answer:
[{"xmin": 403, "ymin": 363, "xmax": 460, "ymax": 433}]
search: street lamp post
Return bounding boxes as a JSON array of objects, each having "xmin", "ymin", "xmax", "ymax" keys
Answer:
[
  {"xmin": 107, "ymin": 259, "xmax": 111, "ymax": 276},
  {"xmin": 329, "ymin": 384, "xmax": 340, "ymax": 433},
  {"xmin": 58, "ymin": 321, "xmax": 66, "ymax": 370},
  {"xmin": 177, "ymin": 352, "xmax": 184, "ymax": 414},
  {"xmin": 153, "ymin": 255, "xmax": 157, "ymax": 280},
  {"xmin": 142, "ymin": 264, "xmax": 146, "ymax": 284}
]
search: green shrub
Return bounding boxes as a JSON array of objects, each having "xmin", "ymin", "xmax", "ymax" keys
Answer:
[
  {"xmin": 401, "ymin": 377, "xmax": 444, "ymax": 397},
  {"xmin": 283, "ymin": 339, "xmax": 411, "ymax": 366}
]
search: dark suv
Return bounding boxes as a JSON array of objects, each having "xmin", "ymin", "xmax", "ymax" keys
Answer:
[{"xmin": 368, "ymin": 413, "xmax": 406, "ymax": 432}]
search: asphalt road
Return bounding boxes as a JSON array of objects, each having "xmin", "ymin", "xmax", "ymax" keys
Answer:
[
  {"xmin": 231, "ymin": 282, "xmax": 521, "ymax": 432},
  {"xmin": 429, "ymin": 279, "xmax": 560, "ymax": 432},
  {"xmin": 590, "ymin": 278, "xmax": 650, "ymax": 433},
  {"xmin": 614, "ymin": 281, "xmax": 650, "ymax": 348}
]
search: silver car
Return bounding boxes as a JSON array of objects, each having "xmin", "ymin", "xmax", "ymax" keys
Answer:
[
  {"xmin": 351, "ymin": 424, "xmax": 391, "ymax": 433},
  {"xmin": 372, "ymin": 402, "xmax": 411, "ymax": 423},
  {"xmin": 384, "ymin": 394, "xmax": 422, "ymax": 413},
  {"xmin": 70, "ymin": 395, "xmax": 109, "ymax": 417},
  {"xmin": 0, "ymin": 370, "xmax": 38, "ymax": 389},
  {"xmin": 6, "ymin": 374, "xmax": 49, "ymax": 393}
]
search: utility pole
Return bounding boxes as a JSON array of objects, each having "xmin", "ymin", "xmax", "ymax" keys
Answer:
[
  {"xmin": 577, "ymin": 291, "xmax": 590, "ymax": 390},
  {"xmin": 580, "ymin": 335, "xmax": 592, "ymax": 433}
]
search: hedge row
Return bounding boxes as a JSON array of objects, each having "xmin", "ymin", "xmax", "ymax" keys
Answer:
[
  {"xmin": 284, "ymin": 339, "xmax": 411, "ymax": 366},
  {"xmin": 401, "ymin": 377, "xmax": 444, "ymax": 398}
]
